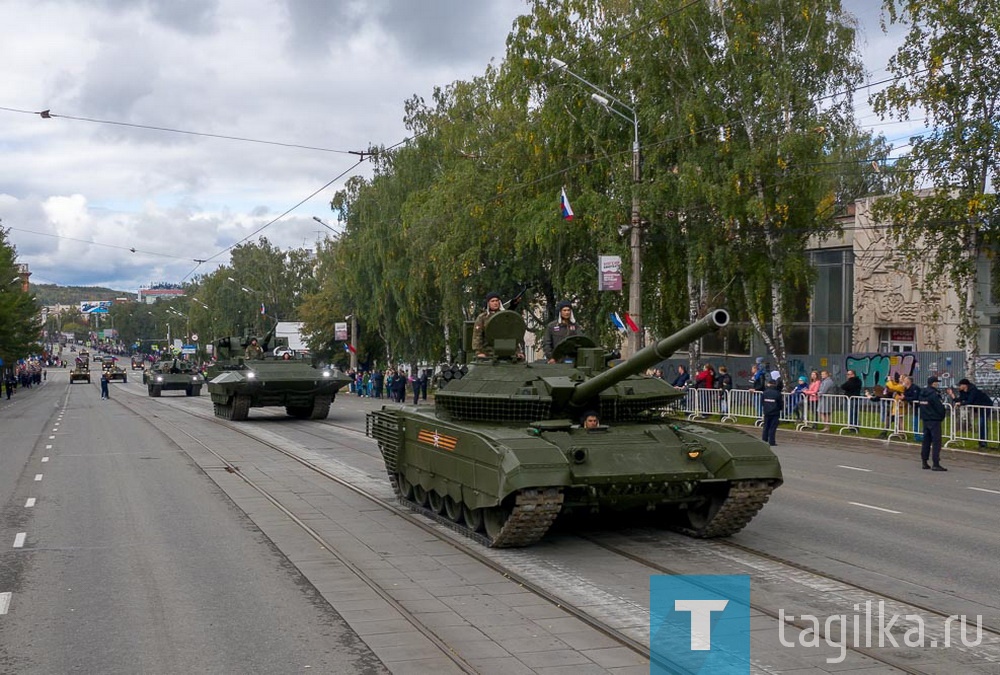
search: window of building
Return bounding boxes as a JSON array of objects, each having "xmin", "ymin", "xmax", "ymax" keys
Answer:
[
  {"xmin": 990, "ymin": 316, "xmax": 1000, "ymax": 353},
  {"xmin": 801, "ymin": 248, "xmax": 854, "ymax": 354}
]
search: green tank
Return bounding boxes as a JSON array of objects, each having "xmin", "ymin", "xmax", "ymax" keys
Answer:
[
  {"xmin": 367, "ymin": 308, "xmax": 782, "ymax": 547},
  {"xmin": 206, "ymin": 330, "xmax": 351, "ymax": 421},
  {"xmin": 145, "ymin": 357, "xmax": 203, "ymax": 397}
]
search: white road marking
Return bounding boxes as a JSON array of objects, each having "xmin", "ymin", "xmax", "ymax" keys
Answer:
[
  {"xmin": 849, "ymin": 501, "xmax": 901, "ymax": 514},
  {"xmin": 0, "ymin": 592, "xmax": 10, "ymax": 615},
  {"xmin": 837, "ymin": 465, "xmax": 872, "ymax": 472},
  {"xmin": 45, "ymin": 445, "xmax": 52, "ymax": 450},
  {"xmin": 41, "ymin": 457, "xmax": 49, "ymax": 463},
  {"xmin": 48, "ymin": 436, "xmax": 55, "ymax": 440},
  {"xmin": 34, "ymin": 474, "xmax": 42, "ymax": 482},
  {"xmin": 13, "ymin": 533, "xmax": 26, "ymax": 548},
  {"xmin": 25, "ymin": 498, "xmax": 35, "ymax": 508},
  {"xmin": 968, "ymin": 486, "xmax": 1000, "ymax": 495}
]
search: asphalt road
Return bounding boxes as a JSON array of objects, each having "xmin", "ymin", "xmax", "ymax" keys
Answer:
[
  {"xmin": 3, "ymin": 369, "xmax": 998, "ymax": 673},
  {"xmin": 0, "ymin": 376, "xmax": 387, "ymax": 674}
]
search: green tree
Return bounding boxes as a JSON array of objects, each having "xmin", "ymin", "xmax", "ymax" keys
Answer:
[
  {"xmin": 870, "ymin": 0, "xmax": 1000, "ymax": 371},
  {"xmin": 0, "ymin": 228, "xmax": 41, "ymax": 368}
]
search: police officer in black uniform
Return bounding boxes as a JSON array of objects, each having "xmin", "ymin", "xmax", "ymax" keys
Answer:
[
  {"xmin": 760, "ymin": 377, "xmax": 782, "ymax": 446},
  {"xmin": 918, "ymin": 376, "xmax": 947, "ymax": 471}
]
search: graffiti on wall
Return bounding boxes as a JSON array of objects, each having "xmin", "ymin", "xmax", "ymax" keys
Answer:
[{"xmin": 845, "ymin": 353, "xmax": 919, "ymax": 388}]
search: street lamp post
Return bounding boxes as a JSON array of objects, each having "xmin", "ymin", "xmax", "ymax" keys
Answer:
[{"xmin": 551, "ymin": 58, "xmax": 644, "ymax": 356}]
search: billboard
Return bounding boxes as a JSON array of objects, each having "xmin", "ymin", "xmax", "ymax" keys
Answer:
[
  {"xmin": 80, "ymin": 300, "xmax": 113, "ymax": 314},
  {"xmin": 598, "ymin": 255, "xmax": 623, "ymax": 291}
]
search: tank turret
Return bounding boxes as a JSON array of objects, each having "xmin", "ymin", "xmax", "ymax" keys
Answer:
[
  {"xmin": 433, "ymin": 308, "xmax": 728, "ymax": 423},
  {"xmin": 367, "ymin": 308, "xmax": 782, "ymax": 548}
]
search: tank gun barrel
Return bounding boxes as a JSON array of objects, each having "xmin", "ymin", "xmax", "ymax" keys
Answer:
[{"xmin": 569, "ymin": 309, "xmax": 729, "ymax": 407}]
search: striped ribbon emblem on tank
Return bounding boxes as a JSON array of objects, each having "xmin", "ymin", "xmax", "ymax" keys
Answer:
[{"xmin": 417, "ymin": 428, "xmax": 458, "ymax": 451}]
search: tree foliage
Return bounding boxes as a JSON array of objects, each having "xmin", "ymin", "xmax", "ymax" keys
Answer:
[
  {"xmin": 870, "ymin": 0, "xmax": 1000, "ymax": 367},
  {"xmin": 299, "ymin": 0, "xmax": 883, "ymax": 375},
  {"xmin": 0, "ymin": 228, "xmax": 42, "ymax": 367}
]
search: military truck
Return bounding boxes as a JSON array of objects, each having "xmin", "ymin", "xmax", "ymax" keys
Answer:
[
  {"xmin": 146, "ymin": 357, "xmax": 204, "ymax": 397},
  {"xmin": 70, "ymin": 354, "xmax": 91, "ymax": 384},
  {"xmin": 206, "ymin": 329, "xmax": 350, "ymax": 420}
]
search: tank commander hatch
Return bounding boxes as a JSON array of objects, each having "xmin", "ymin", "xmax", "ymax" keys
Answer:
[{"xmin": 244, "ymin": 337, "xmax": 264, "ymax": 360}]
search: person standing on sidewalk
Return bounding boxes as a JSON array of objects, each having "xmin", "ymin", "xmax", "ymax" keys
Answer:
[
  {"xmin": 917, "ymin": 376, "xmax": 947, "ymax": 471},
  {"xmin": 841, "ymin": 369, "xmax": 863, "ymax": 430}
]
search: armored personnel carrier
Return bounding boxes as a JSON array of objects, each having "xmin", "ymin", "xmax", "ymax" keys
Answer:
[
  {"xmin": 367, "ymin": 308, "xmax": 782, "ymax": 548},
  {"xmin": 206, "ymin": 330, "xmax": 351, "ymax": 421},
  {"xmin": 145, "ymin": 357, "xmax": 203, "ymax": 397},
  {"xmin": 70, "ymin": 354, "xmax": 91, "ymax": 384},
  {"xmin": 102, "ymin": 359, "xmax": 128, "ymax": 383}
]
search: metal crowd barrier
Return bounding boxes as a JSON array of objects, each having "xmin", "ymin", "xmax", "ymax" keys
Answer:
[{"xmin": 670, "ymin": 387, "xmax": 997, "ymax": 449}]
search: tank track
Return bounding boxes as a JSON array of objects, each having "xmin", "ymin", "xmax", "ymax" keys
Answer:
[
  {"xmin": 392, "ymin": 478, "xmax": 564, "ymax": 548},
  {"xmin": 678, "ymin": 479, "xmax": 777, "ymax": 538}
]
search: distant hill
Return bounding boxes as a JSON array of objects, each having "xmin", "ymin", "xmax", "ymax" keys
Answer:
[{"xmin": 31, "ymin": 283, "xmax": 136, "ymax": 306}]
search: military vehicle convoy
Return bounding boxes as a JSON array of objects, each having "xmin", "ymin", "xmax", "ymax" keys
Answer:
[
  {"xmin": 70, "ymin": 352, "xmax": 91, "ymax": 384},
  {"xmin": 367, "ymin": 308, "xmax": 783, "ymax": 548},
  {"xmin": 145, "ymin": 358, "xmax": 203, "ymax": 397},
  {"xmin": 206, "ymin": 330, "xmax": 351, "ymax": 421}
]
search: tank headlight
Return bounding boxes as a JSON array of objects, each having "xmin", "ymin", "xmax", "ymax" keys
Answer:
[
  {"xmin": 155, "ymin": 376, "xmax": 164, "ymax": 382},
  {"xmin": 687, "ymin": 448, "xmax": 702, "ymax": 459},
  {"xmin": 246, "ymin": 371, "xmax": 256, "ymax": 379},
  {"xmin": 322, "ymin": 370, "xmax": 332, "ymax": 378}
]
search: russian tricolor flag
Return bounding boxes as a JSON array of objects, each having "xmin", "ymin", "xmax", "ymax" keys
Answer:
[
  {"xmin": 624, "ymin": 312, "xmax": 640, "ymax": 333},
  {"xmin": 343, "ymin": 343, "xmax": 356, "ymax": 354},
  {"xmin": 560, "ymin": 187, "xmax": 574, "ymax": 221},
  {"xmin": 610, "ymin": 312, "xmax": 627, "ymax": 332}
]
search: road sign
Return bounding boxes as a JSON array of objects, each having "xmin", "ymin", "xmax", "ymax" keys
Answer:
[{"xmin": 191, "ymin": 333, "xmax": 199, "ymax": 342}]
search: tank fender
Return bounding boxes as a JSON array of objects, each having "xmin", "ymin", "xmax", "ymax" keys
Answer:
[{"xmin": 673, "ymin": 425, "xmax": 784, "ymax": 483}]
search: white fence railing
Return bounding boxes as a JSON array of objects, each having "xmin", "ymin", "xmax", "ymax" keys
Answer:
[{"xmin": 672, "ymin": 387, "xmax": 997, "ymax": 448}]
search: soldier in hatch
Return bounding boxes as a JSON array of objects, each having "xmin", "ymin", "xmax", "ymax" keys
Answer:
[
  {"xmin": 542, "ymin": 300, "xmax": 581, "ymax": 363},
  {"xmin": 472, "ymin": 292, "xmax": 504, "ymax": 358},
  {"xmin": 244, "ymin": 337, "xmax": 264, "ymax": 360}
]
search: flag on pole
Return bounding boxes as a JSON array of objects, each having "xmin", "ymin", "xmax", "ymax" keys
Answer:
[
  {"xmin": 343, "ymin": 343, "xmax": 357, "ymax": 354},
  {"xmin": 610, "ymin": 312, "xmax": 627, "ymax": 332},
  {"xmin": 260, "ymin": 303, "xmax": 266, "ymax": 315},
  {"xmin": 560, "ymin": 187, "xmax": 574, "ymax": 221},
  {"xmin": 624, "ymin": 312, "xmax": 640, "ymax": 333}
]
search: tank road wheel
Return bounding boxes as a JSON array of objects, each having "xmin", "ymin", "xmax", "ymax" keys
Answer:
[
  {"xmin": 309, "ymin": 396, "xmax": 332, "ymax": 420},
  {"xmin": 483, "ymin": 506, "xmax": 511, "ymax": 541},
  {"xmin": 150, "ymin": 387, "xmax": 162, "ymax": 397},
  {"xmin": 213, "ymin": 402, "xmax": 231, "ymax": 419},
  {"xmin": 412, "ymin": 484, "xmax": 429, "ymax": 507},
  {"xmin": 230, "ymin": 394, "xmax": 251, "ymax": 421},
  {"xmin": 185, "ymin": 386, "xmax": 194, "ymax": 396},
  {"xmin": 192, "ymin": 386, "xmax": 202, "ymax": 397},
  {"xmin": 684, "ymin": 490, "xmax": 725, "ymax": 533},
  {"xmin": 443, "ymin": 495, "xmax": 463, "ymax": 523},
  {"xmin": 396, "ymin": 474, "xmax": 414, "ymax": 500},
  {"xmin": 462, "ymin": 505, "xmax": 484, "ymax": 532},
  {"xmin": 427, "ymin": 491, "xmax": 445, "ymax": 514}
]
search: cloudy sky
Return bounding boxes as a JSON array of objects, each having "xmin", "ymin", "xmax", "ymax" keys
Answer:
[{"xmin": 1, "ymin": 0, "xmax": 908, "ymax": 294}]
